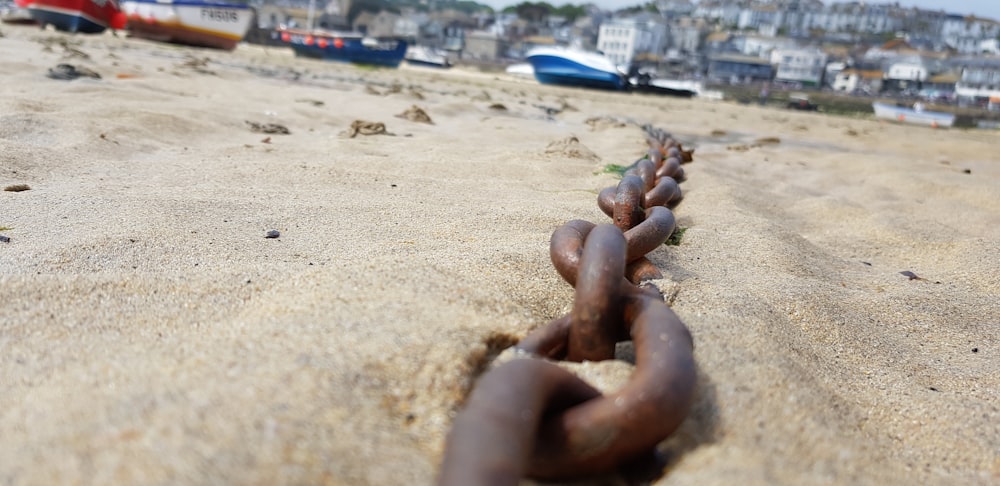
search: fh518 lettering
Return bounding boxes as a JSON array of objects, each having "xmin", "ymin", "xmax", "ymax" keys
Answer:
[{"xmin": 201, "ymin": 9, "xmax": 239, "ymax": 22}]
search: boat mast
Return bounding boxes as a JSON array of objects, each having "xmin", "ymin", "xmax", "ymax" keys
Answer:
[{"xmin": 306, "ymin": 0, "xmax": 316, "ymax": 30}]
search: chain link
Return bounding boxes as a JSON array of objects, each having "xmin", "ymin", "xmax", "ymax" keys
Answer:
[{"xmin": 439, "ymin": 126, "xmax": 696, "ymax": 485}]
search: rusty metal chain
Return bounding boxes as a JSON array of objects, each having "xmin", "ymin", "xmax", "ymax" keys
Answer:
[{"xmin": 439, "ymin": 127, "xmax": 696, "ymax": 485}]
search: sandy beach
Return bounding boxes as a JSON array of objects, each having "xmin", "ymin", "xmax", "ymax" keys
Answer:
[{"xmin": 1, "ymin": 25, "xmax": 999, "ymax": 485}]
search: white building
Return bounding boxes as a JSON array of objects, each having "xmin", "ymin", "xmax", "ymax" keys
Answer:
[
  {"xmin": 732, "ymin": 34, "xmax": 798, "ymax": 59},
  {"xmin": 737, "ymin": 5, "xmax": 783, "ymax": 31},
  {"xmin": 693, "ymin": 2, "xmax": 922, "ymax": 38},
  {"xmin": 771, "ymin": 47, "xmax": 828, "ymax": 86},
  {"xmin": 670, "ymin": 16, "xmax": 708, "ymax": 54},
  {"xmin": 796, "ymin": 3, "xmax": 900, "ymax": 35},
  {"xmin": 979, "ymin": 39, "xmax": 1000, "ymax": 55},
  {"xmin": 692, "ymin": 1, "xmax": 741, "ymax": 27},
  {"xmin": 955, "ymin": 59, "xmax": 1000, "ymax": 101},
  {"xmin": 832, "ymin": 68, "xmax": 884, "ymax": 94},
  {"xmin": 886, "ymin": 57, "xmax": 930, "ymax": 83},
  {"xmin": 394, "ymin": 12, "xmax": 422, "ymax": 39},
  {"xmin": 824, "ymin": 61, "xmax": 846, "ymax": 88},
  {"xmin": 485, "ymin": 13, "xmax": 519, "ymax": 37},
  {"xmin": 596, "ymin": 15, "xmax": 669, "ymax": 67},
  {"xmin": 940, "ymin": 15, "xmax": 1000, "ymax": 54}
]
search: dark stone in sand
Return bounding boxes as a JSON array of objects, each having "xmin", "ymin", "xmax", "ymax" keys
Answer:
[
  {"xmin": 47, "ymin": 64, "xmax": 100, "ymax": 80},
  {"xmin": 265, "ymin": 230, "xmax": 280, "ymax": 239},
  {"xmin": 246, "ymin": 121, "xmax": 290, "ymax": 135}
]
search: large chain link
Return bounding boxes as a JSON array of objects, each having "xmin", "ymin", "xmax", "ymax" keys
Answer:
[{"xmin": 439, "ymin": 127, "xmax": 696, "ymax": 485}]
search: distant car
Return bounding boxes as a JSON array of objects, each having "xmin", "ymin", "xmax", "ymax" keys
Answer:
[{"xmin": 786, "ymin": 93, "xmax": 819, "ymax": 111}]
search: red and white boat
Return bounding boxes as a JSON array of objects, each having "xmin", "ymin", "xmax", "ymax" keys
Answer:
[
  {"xmin": 120, "ymin": 0, "xmax": 253, "ymax": 51},
  {"xmin": 22, "ymin": 0, "xmax": 125, "ymax": 33}
]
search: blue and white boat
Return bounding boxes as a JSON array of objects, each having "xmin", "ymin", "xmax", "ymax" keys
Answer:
[
  {"xmin": 872, "ymin": 101, "xmax": 955, "ymax": 128},
  {"xmin": 275, "ymin": 27, "xmax": 408, "ymax": 68},
  {"xmin": 525, "ymin": 46, "xmax": 627, "ymax": 91}
]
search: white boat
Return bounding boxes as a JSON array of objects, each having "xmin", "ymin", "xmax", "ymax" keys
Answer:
[
  {"xmin": 121, "ymin": 0, "xmax": 253, "ymax": 51},
  {"xmin": 629, "ymin": 75, "xmax": 703, "ymax": 98},
  {"xmin": 404, "ymin": 45, "xmax": 451, "ymax": 68},
  {"xmin": 525, "ymin": 46, "xmax": 627, "ymax": 91},
  {"xmin": 1, "ymin": 0, "xmax": 37, "ymax": 24},
  {"xmin": 872, "ymin": 101, "xmax": 955, "ymax": 128},
  {"xmin": 505, "ymin": 62, "xmax": 534, "ymax": 77}
]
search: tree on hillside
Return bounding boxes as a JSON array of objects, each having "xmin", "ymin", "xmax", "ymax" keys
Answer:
[
  {"xmin": 379, "ymin": 0, "xmax": 493, "ymax": 14},
  {"xmin": 434, "ymin": 0, "xmax": 494, "ymax": 15},
  {"xmin": 619, "ymin": 1, "xmax": 658, "ymax": 15},
  {"xmin": 506, "ymin": 2, "xmax": 554, "ymax": 23},
  {"xmin": 553, "ymin": 4, "xmax": 586, "ymax": 21}
]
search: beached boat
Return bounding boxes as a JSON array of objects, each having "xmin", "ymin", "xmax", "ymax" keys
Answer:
[
  {"xmin": 505, "ymin": 62, "xmax": 533, "ymax": 78},
  {"xmin": 872, "ymin": 101, "xmax": 955, "ymax": 128},
  {"xmin": 630, "ymin": 75, "xmax": 702, "ymax": 98},
  {"xmin": 404, "ymin": 45, "xmax": 451, "ymax": 69},
  {"xmin": 25, "ymin": 0, "xmax": 124, "ymax": 33},
  {"xmin": 275, "ymin": 27, "xmax": 407, "ymax": 67},
  {"xmin": 120, "ymin": 0, "xmax": 253, "ymax": 51},
  {"xmin": 2, "ymin": 0, "xmax": 38, "ymax": 24},
  {"xmin": 525, "ymin": 46, "xmax": 627, "ymax": 91}
]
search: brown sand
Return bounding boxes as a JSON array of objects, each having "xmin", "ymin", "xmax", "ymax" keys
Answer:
[{"xmin": 1, "ymin": 27, "xmax": 998, "ymax": 485}]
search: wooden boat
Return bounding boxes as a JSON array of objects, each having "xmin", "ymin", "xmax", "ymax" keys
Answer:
[
  {"xmin": 525, "ymin": 46, "xmax": 627, "ymax": 91},
  {"xmin": 120, "ymin": 0, "xmax": 253, "ymax": 51},
  {"xmin": 275, "ymin": 27, "xmax": 408, "ymax": 68},
  {"xmin": 872, "ymin": 101, "xmax": 955, "ymax": 128},
  {"xmin": 25, "ymin": 0, "xmax": 125, "ymax": 33}
]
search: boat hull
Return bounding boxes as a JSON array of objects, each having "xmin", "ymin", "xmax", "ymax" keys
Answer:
[
  {"xmin": 630, "ymin": 76, "xmax": 701, "ymax": 98},
  {"xmin": 277, "ymin": 28, "xmax": 407, "ymax": 68},
  {"xmin": 526, "ymin": 48, "xmax": 626, "ymax": 91},
  {"xmin": 872, "ymin": 102, "xmax": 955, "ymax": 128},
  {"xmin": 121, "ymin": 0, "xmax": 252, "ymax": 51},
  {"xmin": 632, "ymin": 84, "xmax": 696, "ymax": 98},
  {"xmin": 406, "ymin": 58, "xmax": 451, "ymax": 69},
  {"xmin": 27, "ymin": 0, "xmax": 120, "ymax": 33}
]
